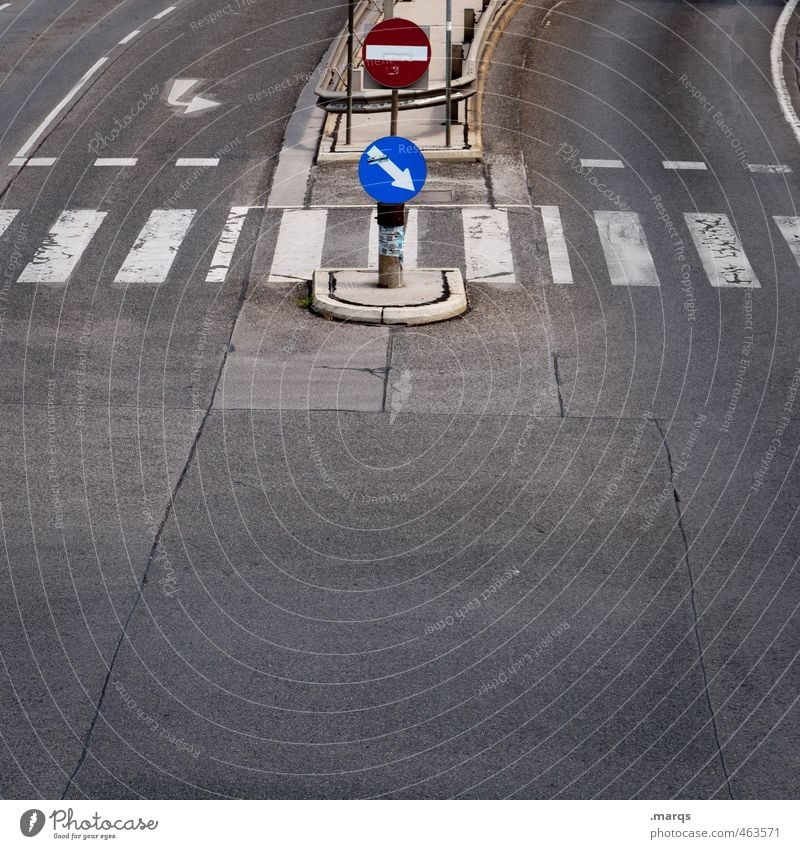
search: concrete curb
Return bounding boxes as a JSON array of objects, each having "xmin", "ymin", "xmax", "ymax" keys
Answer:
[{"xmin": 311, "ymin": 268, "xmax": 468, "ymax": 325}]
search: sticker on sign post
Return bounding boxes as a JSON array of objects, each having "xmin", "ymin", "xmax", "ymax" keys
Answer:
[{"xmin": 358, "ymin": 136, "xmax": 427, "ymax": 204}]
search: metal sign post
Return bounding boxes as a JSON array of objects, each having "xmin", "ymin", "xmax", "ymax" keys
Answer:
[
  {"xmin": 346, "ymin": 0, "xmax": 355, "ymax": 145},
  {"xmin": 445, "ymin": 0, "xmax": 452, "ymax": 148}
]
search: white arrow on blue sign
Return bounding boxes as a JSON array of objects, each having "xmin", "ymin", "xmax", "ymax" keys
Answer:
[{"xmin": 358, "ymin": 136, "xmax": 427, "ymax": 203}]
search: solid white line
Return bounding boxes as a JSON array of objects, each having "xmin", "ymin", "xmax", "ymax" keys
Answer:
[
  {"xmin": 176, "ymin": 158, "xmax": 219, "ymax": 167},
  {"xmin": 18, "ymin": 210, "xmax": 107, "ymax": 284},
  {"xmin": 269, "ymin": 209, "xmax": 327, "ymax": 283},
  {"xmin": 595, "ymin": 211, "xmax": 660, "ymax": 287},
  {"xmin": 115, "ymin": 209, "xmax": 196, "ymax": 284},
  {"xmin": 119, "ymin": 30, "xmax": 140, "ymax": 45},
  {"xmin": 537, "ymin": 205, "xmax": 574, "ymax": 285},
  {"xmin": 771, "ymin": 0, "xmax": 800, "ymax": 145},
  {"xmin": 153, "ymin": 6, "xmax": 175, "ymax": 19},
  {"xmin": 685, "ymin": 213, "xmax": 760, "ymax": 288},
  {"xmin": 0, "ymin": 210, "xmax": 19, "ymax": 238},
  {"xmin": 748, "ymin": 163, "xmax": 792, "ymax": 174},
  {"xmin": 462, "ymin": 208, "xmax": 516, "ymax": 286},
  {"xmin": 773, "ymin": 216, "xmax": 800, "ymax": 269},
  {"xmin": 94, "ymin": 157, "xmax": 138, "ymax": 166},
  {"xmin": 580, "ymin": 159, "xmax": 624, "ymax": 168},
  {"xmin": 369, "ymin": 208, "xmax": 418, "ymax": 269},
  {"xmin": 662, "ymin": 161, "xmax": 707, "ymax": 170},
  {"xmin": 15, "ymin": 57, "xmax": 109, "ymax": 158},
  {"xmin": 206, "ymin": 207, "xmax": 258, "ymax": 283}
]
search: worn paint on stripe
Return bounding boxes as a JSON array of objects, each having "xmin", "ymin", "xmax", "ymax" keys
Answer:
[
  {"xmin": 9, "ymin": 157, "xmax": 57, "ymax": 167},
  {"xmin": 94, "ymin": 158, "xmax": 138, "ymax": 167},
  {"xmin": 206, "ymin": 207, "xmax": 260, "ymax": 283},
  {"xmin": 595, "ymin": 211, "xmax": 659, "ymax": 287},
  {"xmin": 663, "ymin": 160, "xmax": 707, "ymax": 170},
  {"xmin": 580, "ymin": 159, "xmax": 624, "ymax": 169},
  {"xmin": 537, "ymin": 205, "xmax": 573, "ymax": 285},
  {"xmin": 369, "ymin": 208, "xmax": 418, "ymax": 269},
  {"xmin": 18, "ymin": 210, "xmax": 107, "ymax": 284},
  {"xmin": 773, "ymin": 216, "xmax": 800, "ymax": 269},
  {"xmin": 176, "ymin": 158, "xmax": 219, "ymax": 167},
  {"xmin": 0, "ymin": 210, "xmax": 19, "ymax": 238},
  {"xmin": 685, "ymin": 213, "xmax": 760, "ymax": 288},
  {"xmin": 462, "ymin": 208, "xmax": 516, "ymax": 286},
  {"xmin": 749, "ymin": 163, "xmax": 792, "ymax": 174},
  {"xmin": 115, "ymin": 209, "xmax": 196, "ymax": 284},
  {"xmin": 269, "ymin": 209, "xmax": 327, "ymax": 283}
]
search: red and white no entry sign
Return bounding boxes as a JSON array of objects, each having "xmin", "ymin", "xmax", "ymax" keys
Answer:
[{"xmin": 363, "ymin": 18, "xmax": 432, "ymax": 89}]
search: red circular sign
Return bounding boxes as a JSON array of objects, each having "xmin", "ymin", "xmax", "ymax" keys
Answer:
[{"xmin": 363, "ymin": 18, "xmax": 432, "ymax": 89}]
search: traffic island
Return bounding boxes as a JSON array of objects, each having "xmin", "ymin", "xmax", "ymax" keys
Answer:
[{"xmin": 311, "ymin": 268, "xmax": 467, "ymax": 325}]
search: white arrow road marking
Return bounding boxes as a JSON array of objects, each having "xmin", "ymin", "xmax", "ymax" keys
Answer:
[
  {"xmin": 773, "ymin": 216, "xmax": 800, "ymax": 270},
  {"xmin": 115, "ymin": 209, "xmax": 196, "ymax": 284},
  {"xmin": 167, "ymin": 79, "xmax": 221, "ymax": 115},
  {"xmin": 462, "ymin": 208, "xmax": 516, "ymax": 287},
  {"xmin": 206, "ymin": 206, "xmax": 262, "ymax": 283},
  {"xmin": 0, "ymin": 210, "xmax": 19, "ymax": 238},
  {"xmin": 537, "ymin": 205, "xmax": 574, "ymax": 285},
  {"xmin": 685, "ymin": 213, "xmax": 760, "ymax": 288},
  {"xmin": 15, "ymin": 57, "xmax": 108, "ymax": 159},
  {"xmin": 269, "ymin": 209, "xmax": 327, "ymax": 284},
  {"xmin": 369, "ymin": 208, "xmax": 418, "ymax": 268},
  {"xmin": 595, "ymin": 211, "xmax": 660, "ymax": 287},
  {"xmin": 18, "ymin": 210, "xmax": 107, "ymax": 284},
  {"xmin": 365, "ymin": 145, "xmax": 415, "ymax": 192}
]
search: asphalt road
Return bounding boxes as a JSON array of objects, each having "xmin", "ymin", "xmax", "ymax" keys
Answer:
[{"xmin": 0, "ymin": 0, "xmax": 797, "ymax": 800}]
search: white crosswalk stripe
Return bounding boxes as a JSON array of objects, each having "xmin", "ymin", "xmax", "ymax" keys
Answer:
[
  {"xmin": 368, "ymin": 208, "xmax": 418, "ymax": 269},
  {"xmin": 537, "ymin": 205, "xmax": 574, "ymax": 285},
  {"xmin": 684, "ymin": 213, "xmax": 760, "ymax": 288},
  {"xmin": 462, "ymin": 208, "xmax": 516, "ymax": 286},
  {"xmin": 115, "ymin": 209, "xmax": 196, "ymax": 284},
  {"xmin": 0, "ymin": 209, "xmax": 19, "ymax": 238},
  {"xmin": 773, "ymin": 216, "xmax": 800, "ymax": 270},
  {"xmin": 206, "ymin": 206, "xmax": 260, "ymax": 283},
  {"xmin": 595, "ymin": 211, "xmax": 660, "ymax": 286},
  {"xmin": 268, "ymin": 208, "xmax": 327, "ymax": 284},
  {"xmin": 18, "ymin": 210, "xmax": 106, "ymax": 284}
]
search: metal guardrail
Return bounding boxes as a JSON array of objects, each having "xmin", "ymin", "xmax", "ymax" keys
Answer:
[{"xmin": 315, "ymin": 0, "xmax": 512, "ymax": 113}]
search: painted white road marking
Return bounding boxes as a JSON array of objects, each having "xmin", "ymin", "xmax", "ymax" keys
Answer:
[
  {"xmin": 773, "ymin": 216, "xmax": 800, "ymax": 269},
  {"xmin": 580, "ymin": 159, "xmax": 624, "ymax": 168},
  {"xmin": 18, "ymin": 210, "xmax": 107, "ymax": 284},
  {"xmin": 771, "ymin": 0, "xmax": 800, "ymax": 145},
  {"xmin": 748, "ymin": 163, "xmax": 792, "ymax": 174},
  {"xmin": 537, "ymin": 205, "xmax": 574, "ymax": 285},
  {"xmin": 94, "ymin": 158, "xmax": 138, "ymax": 167},
  {"xmin": 685, "ymin": 213, "xmax": 760, "ymax": 288},
  {"xmin": 9, "ymin": 157, "xmax": 57, "ymax": 166},
  {"xmin": 119, "ymin": 30, "xmax": 140, "ymax": 45},
  {"xmin": 0, "ymin": 4, "xmax": 12, "ymax": 11},
  {"xmin": 595, "ymin": 211, "xmax": 660, "ymax": 287},
  {"xmin": 175, "ymin": 158, "xmax": 219, "ymax": 167},
  {"xmin": 15, "ymin": 57, "xmax": 108, "ymax": 158},
  {"xmin": 167, "ymin": 79, "xmax": 220, "ymax": 115},
  {"xmin": 0, "ymin": 210, "xmax": 19, "ymax": 238},
  {"xmin": 462, "ymin": 208, "xmax": 516, "ymax": 286},
  {"xmin": 663, "ymin": 160, "xmax": 707, "ymax": 170},
  {"xmin": 206, "ymin": 207, "xmax": 262, "ymax": 283},
  {"xmin": 115, "ymin": 209, "xmax": 196, "ymax": 284},
  {"xmin": 269, "ymin": 209, "xmax": 327, "ymax": 283},
  {"xmin": 153, "ymin": 6, "xmax": 175, "ymax": 19},
  {"xmin": 369, "ymin": 208, "xmax": 418, "ymax": 268}
]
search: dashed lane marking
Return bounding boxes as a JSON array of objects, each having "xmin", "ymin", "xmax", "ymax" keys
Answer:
[
  {"xmin": 462, "ymin": 207, "xmax": 516, "ymax": 287},
  {"xmin": 580, "ymin": 159, "xmax": 624, "ymax": 168},
  {"xmin": 369, "ymin": 208, "xmax": 418, "ymax": 269},
  {"xmin": 114, "ymin": 209, "xmax": 196, "ymax": 284},
  {"xmin": 0, "ymin": 4, "xmax": 12, "ymax": 11},
  {"xmin": 9, "ymin": 157, "xmax": 57, "ymax": 167},
  {"xmin": 119, "ymin": 30, "xmax": 140, "ymax": 45},
  {"xmin": 94, "ymin": 158, "xmax": 138, "ymax": 167},
  {"xmin": 176, "ymin": 158, "xmax": 219, "ymax": 167},
  {"xmin": 18, "ymin": 210, "xmax": 107, "ymax": 284},
  {"xmin": 268, "ymin": 209, "xmax": 327, "ymax": 284},
  {"xmin": 206, "ymin": 206, "xmax": 262, "ymax": 283},
  {"xmin": 749, "ymin": 164, "xmax": 792, "ymax": 174},
  {"xmin": 0, "ymin": 210, "xmax": 19, "ymax": 238},
  {"xmin": 537, "ymin": 205, "xmax": 574, "ymax": 286},
  {"xmin": 663, "ymin": 161, "xmax": 707, "ymax": 170},
  {"xmin": 595, "ymin": 211, "xmax": 660, "ymax": 287},
  {"xmin": 773, "ymin": 216, "xmax": 800, "ymax": 270},
  {"xmin": 685, "ymin": 213, "xmax": 760, "ymax": 288},
  {"xmin": 153, "ymin": 6, "xmax": 175, "ymax": 19}
]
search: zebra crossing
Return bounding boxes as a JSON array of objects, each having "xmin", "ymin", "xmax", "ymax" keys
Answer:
[{"xmin": 0, "ymin": 203, "xmax": 799, "ymax": 289}]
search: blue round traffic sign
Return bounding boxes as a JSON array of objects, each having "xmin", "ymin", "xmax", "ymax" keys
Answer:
[{"xmin": 358, "ymin": 136, "xmax": 427, "ymax": 203}]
